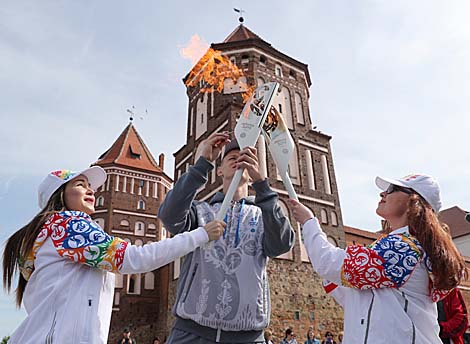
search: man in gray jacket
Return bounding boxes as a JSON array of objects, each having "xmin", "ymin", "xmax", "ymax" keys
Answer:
[{"xmin": 158, "ymin": 131, "xmax": 295, "ymax": 343}]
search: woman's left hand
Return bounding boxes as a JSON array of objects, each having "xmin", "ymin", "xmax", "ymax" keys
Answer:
[{"xmin": 287, "ymin": 199, "xmax": 315, "ymax": 225}]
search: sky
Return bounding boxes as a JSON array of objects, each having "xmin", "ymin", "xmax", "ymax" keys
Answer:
[{"xmin": 1, "ymin": 0, "xmax": 470, "ymax": 337}]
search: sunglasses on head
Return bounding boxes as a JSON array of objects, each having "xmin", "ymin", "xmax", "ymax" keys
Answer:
[{"xmin": 385, "ymin": 184, "xmax": 414, "ymax": 195}]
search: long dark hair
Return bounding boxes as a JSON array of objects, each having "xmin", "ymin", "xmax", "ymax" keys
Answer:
[
  {"xmin": 2, "ymin": 184, "xmax": 67, "ymax": 307},
  {"xmin": 407, "ymin": 194, "xmax": 467, "ymax": 290}
]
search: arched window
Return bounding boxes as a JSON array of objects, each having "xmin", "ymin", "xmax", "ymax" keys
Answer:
[
  {"xmin": 96, "ymin": 196, "xmax": 104, "ymax": 207},
  {"xmin": 320, "ymin": 209, "xmax": 328, "ymax": 224},
  {"xmin": 275, "ymin": 64, "xmax": 283, "ymax": 77},
  {"xmin": 331, "ymin": 211, "xmax": 338, "ymax": 226},
  {"xmin": 127, "ymin": 274, "xmax": 141, "ymax": 295},
  {"xmin": 135, "ymin": 221, "xmax": 145, "ymax": 236},
  {"xmin": 135, "ymin": 239, "xmax": 143, "ymax": 247},
  {"xmin": 120, "ymin": 219, "xmax": 129, "ymax": 227},
  {"xmin": 275, "ymin": 87, "xmax": 293, "ymax": 129},
  {"xmin": 161, "ymin": 227, "xmax": 167, "ymax": 240},
  {"xmin": 115, "ymin": 274, "xmax": 124, "ymax": 288},
  {"xmin": 294, "ymin": 92, "xmax": 305, "ymax": 125},
  {"xmin": 137, "ymin": 200, "xmax": 145, "ymax": 210},
  {"xmin": 288, "ymin": 146, "xmax": 300, "ymax": 185},
  {"xmin": 144, "ymin": 272, "xmax": 155, "ymax": 290},
  {"xmin": 94, "ymin": 218, "xmax": 105, "ymax": 229},
  {"xmin": 114, "ymin": 291, "xmax": 120, "ymax": 306},
  {"xmin": 327, "ymin": 236, "xmax": 338, "ymax": 247}
]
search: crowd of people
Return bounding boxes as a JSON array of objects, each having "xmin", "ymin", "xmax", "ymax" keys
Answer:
[{"xmin": 3, "ymin": 131, "xmax": 469, "ymax": 343}]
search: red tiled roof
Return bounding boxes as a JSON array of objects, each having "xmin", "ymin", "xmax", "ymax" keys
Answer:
[
  {"xmin": 223, "ymin": 24, "xmax": 263, "ymax": 43},
  {"xmin": 94, "ymin": 123, "xmax": 163, "ymax": 174},
  {"xmin": 439, "ymin": 206, "xmax": 470, "ymax": 239},
  {"xmin": 344, "ymin": 226, "xmax": 381, "ymax": 240}
]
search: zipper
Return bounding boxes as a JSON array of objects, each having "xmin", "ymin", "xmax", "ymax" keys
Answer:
[
  {"xmin": 182, "ymin": 263, "xmax": 198, "ymax": 302},
  {"xmin": 402, "ymin": 291, "xmax": 416, "ymax": 344},
  {"xmin": 363, "ymin": 291, "xmax": 375, "ymax": 344},
  {"xmin": 45, "ymin": 311, "xmax": 57, "ymax": 343},
  {"xmin": 81, "ymin": 295, "xmax": 94, "ymax": 342}
]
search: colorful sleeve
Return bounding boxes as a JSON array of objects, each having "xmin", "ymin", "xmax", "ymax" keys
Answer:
[
  {"xmin": 47, "ymin": 211, "xmax": 128, "ymax": 273},
  {"xmin": 341, "ymin": 234, "xmax": 423, "ymax": 290}
]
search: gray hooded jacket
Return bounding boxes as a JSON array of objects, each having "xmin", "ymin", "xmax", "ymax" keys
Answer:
[{"xmin": 158, "ymin": 157, "xmax": 295, "ymax": 343}]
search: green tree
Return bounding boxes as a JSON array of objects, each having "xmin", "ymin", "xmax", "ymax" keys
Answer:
[{"xmin": 1, "ymin": 336, "xmax": 10, "ymax": 344}]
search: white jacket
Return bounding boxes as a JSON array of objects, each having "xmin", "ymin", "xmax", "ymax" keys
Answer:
[
  {"xmin": 9, "ymin": 211, "xmax": 209, "ymax": 344},
  {"xmin": 302, "ymin": 218, "xmax": 447, "ymax": 344}
]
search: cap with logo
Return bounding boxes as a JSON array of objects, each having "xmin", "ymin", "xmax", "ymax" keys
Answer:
[
  {"xmin": 375, "ymin": 173, "xmax": 442, "ymax": 212},
  {"xmin": 37, "ymin": 166, "xmax": 107, "ymax": 209}
]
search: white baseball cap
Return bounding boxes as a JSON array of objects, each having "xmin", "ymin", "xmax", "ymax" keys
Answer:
[
  {"xmin": 38, "ymin": 166, "xmax": 107, "ymax": 209},
  {"xmin": 375, "ymin": 173, "xmax": 442, "ymax": 212}
]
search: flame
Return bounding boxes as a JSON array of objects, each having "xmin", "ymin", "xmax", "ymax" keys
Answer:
[
  {"xmin": 181, "ymin": 36, "xmax": 254, "ymax": 103},
  {"xmin": 179, "ymin": 34, "xmax": 209, "ymax": 65}
]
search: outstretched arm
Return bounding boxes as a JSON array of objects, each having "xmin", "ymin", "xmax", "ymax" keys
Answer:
[{"xmin": 47, "ymin": 211, "xmax": 224, "ymax": 274}]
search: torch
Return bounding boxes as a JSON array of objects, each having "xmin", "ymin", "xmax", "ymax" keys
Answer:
[
  {"xmin": 215, "ymin": 82, "xmax": 280, "ymax": 221},
  {"xmin": 261, "ymin": 105, "xmax": 299, "ymax": 201}
]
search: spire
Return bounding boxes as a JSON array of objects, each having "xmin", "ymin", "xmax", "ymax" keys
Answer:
[
  {"xmin": 94, "ymin": 123, "xmax": 163, "ymax": 173},
  {"xmin": 222, "ymin": 24, "xmax": 263, "ymax": 44}
]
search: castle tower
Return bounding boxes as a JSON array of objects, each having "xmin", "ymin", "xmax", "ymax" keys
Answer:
[
  {"xmin": 172, "ymin": 24, "xmax": 346, "ymax": 338},
  {"xmin": 92, "ymin": 122, "xmax": 173, "ymax": 343}
]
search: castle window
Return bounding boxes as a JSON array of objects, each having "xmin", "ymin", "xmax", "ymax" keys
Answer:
[
  {"xmin": 115, "ymin": 274, "xmax": 124, "ymax": 288},
  {"xmin": 331, "ymin": 211, "xmax": 338, "ymax": 226},
  {"xmin": 161, "ymin": 227, "xmax": 167, "ymax": 240},
  {"xmin": 127, "ymin": 274, "xmax": 141, "ymax": 295},
  {"xmin": 321, "ymin": 155, "xmax": 332, "ymax": 194},
  {"xmin": 275, "ymin": 64, "xmax": 283, "ymax": 77},
  {"xmin": 289, "ymin": 69, "xmax": 296, "ymax": 79},
  {"xmin": 260, "ymin": 55, "xmax": 266, "ymax": 64},
  {"xmin": 114, "ymin": 291, "xmax": 120, "ymax": 306},
  {"xmin": 137, "ymin": 200, "xmax": 145, "ymax": 210},
  {"xmin": 129, "ymin": 144, "xmax": 141, "ymax": 159},
  {"xmin": 294, "ymin": 310, "xmax": 301, "ymax": 321},
  {"xmin": 96, "ymin": 196, "xmax": 104, "ymax": 207},
  {"xmin": 120, "ymin": 219, "xmax": 129, "ymax": 227},
  {"xmin": 327, "ymin": 236, "xmax": 338, "ymax": 247},
  {"xmin": 135, "ymin": 221, "xmax": 145, "ymax": 236},
  {"xmin": 241, "ymin": 54, "xmax": 249, "ymax": 65},
  {"xmin": 144, "ymin": 272, "xmax": 155, "ymax": 290},
  {"xmin": 320, "ymin": 209, "xmax": 328, "ymax": 224},
  {"xmin": 294, "ymin": 92, "xmax": 305, "ymax": 125}
]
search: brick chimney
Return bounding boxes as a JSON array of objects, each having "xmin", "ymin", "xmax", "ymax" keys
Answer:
[{"xmin": 158, "ymin": 153, "xmax": 165, "ymax": 170}]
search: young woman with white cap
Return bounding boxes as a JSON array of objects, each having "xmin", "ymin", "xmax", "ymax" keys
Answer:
[
  {"xmin": 288, "ymin": 173, "xmax": 466, "ymax": 344},
  {"xmin": 3, "ymin": 166, "xmax": 225, "ymax": 343}
]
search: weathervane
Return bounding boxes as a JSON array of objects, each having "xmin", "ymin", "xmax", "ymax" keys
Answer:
[
  {"xmin": 233, "ymin": 8, "xmax": 245, "ymax": 23},
  {"xmin": 126, "ymin": 106, "xmax": 147, "ymax": 122}
]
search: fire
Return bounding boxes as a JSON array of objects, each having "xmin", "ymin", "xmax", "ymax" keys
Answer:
[
  {"xmin": 181, "ymin": 35, "xmax": 254, "ymax": 103},
  {"xmin": 179, "ymin": 34, "xmax": 209, "ymax": 66}
]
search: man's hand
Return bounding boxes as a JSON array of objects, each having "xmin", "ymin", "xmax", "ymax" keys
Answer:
[
  {"xmin": 195, "ymin": 131, "xmax": 230, "ymax": 162},
  {"xmin": 203, "ymin": 220, "xmax": 226, "ymax": 241},
  {"xmin": 287, "ymin": 199, "xmax": 315, "ymax": 225},
  {"xmin": 236, "ymin": 147, "xmax": 263, "ymax": 182}
]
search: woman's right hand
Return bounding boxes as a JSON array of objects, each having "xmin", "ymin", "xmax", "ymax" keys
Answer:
[
  {"xmin": 288, "ymin": 199, "xmax": 315, "ymax": 225},
  {"xmin": 204, "ymin": 220, "xmax": 226, "ymax": 241}
]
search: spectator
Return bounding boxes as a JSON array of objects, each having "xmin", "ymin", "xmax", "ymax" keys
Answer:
[
  {"xmin": 337, "ymin": 332, "xmax": 343, "ymax": 344},
  {"xmin": 281, "ymin": 329, "xmax": 298, "ymax": 344},
  {"xmin": 118, "ymin": 328, "xmax": 136, "ymax": 344},
  {"xmin": 321, "ymin": 331, "xmax": 336, "ymax": 344},
  {"xmin": 304, "ymin": 328, "xmax": 320, "ymax": 344},
  {"xmin": 265, "ymin": 329, "xmax": 274, "ymax": 344},
  {"xmin": 438, "ymin": 288, "xmax": 468, "ymax": 344},
  {"xmin": 151, "ymin": 337, "xmax": 161, "ymax": 344}
]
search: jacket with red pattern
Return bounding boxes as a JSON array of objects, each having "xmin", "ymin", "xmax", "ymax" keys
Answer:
[{"xmin": 303, "ymin": 218, "xmax": 449, "ymax": 344}]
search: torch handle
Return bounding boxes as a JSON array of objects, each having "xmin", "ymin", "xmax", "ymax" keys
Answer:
[
  {"xmin": 216, "ymin": 169, "xmax": 244, "ymax": 221},
  {"xmin": 281, "ymin": 172, "xmax": 299, "ymax": 201}
]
